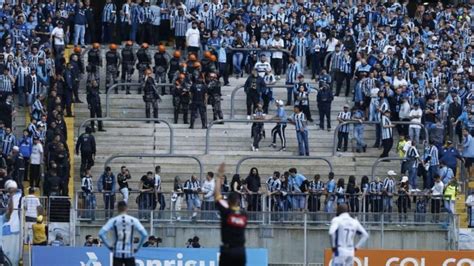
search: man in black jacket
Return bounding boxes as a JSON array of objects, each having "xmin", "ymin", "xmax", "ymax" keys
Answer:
[
  {"xmin": 86, "ymin": 80, "xmax": 105, "ymax": 132},
  {"xmin": 75, "ymin": 127, "xmax": 96, "ymax": 176},
  {"xmin": 317, "ymin": 83, "xmax": 334, "ymax": 131},
  {"xmin": 244, "ymin": 69, "xmax": 265, "ymax": 119},
  {"xmin": 143, "ymin": 68, "xmax": 160, "ymax": 122}
]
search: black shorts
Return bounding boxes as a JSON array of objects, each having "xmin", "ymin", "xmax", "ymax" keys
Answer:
[
  {"xmin": 465, "ymin": 157, "xmax": 474, "ymax": 168},
  {"xmin": 219, "ymin": 246, "xmax": 246, "ymax": 266},
  {"xmin": 113, "ymin": 257, "xmax": 135, "ymax": 266},
  {"xmin": 363, "ymin": 96, "xmax": 371, "ymax": 109}
]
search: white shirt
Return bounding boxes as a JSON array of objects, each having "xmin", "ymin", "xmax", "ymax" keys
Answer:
[
  {"xmin": 431, "ymin": 181, "xmax": 444, "ymax": 196},
  {"xmin": 393, "ymin": 77, "xmax": 408, "ymax": 89},
  {"xmin": 399, "ymin": 102, "xmax": 411, "ymax": 119},
  {"xmin": 51, "ymin": 27, "xmax": 65, "ymax": 45},
  {"xmin": 326, "ymin": 38, "xmax": 339, "ymax": 52},
  {"xmin": 155, "ymin": 174, "xmax": 161, "ymax": 191},
  {"xmin": 254, "ymin": 61, "xmax": 272, "ymax": 77},
  {"xmin": 30, "ymin": 143, "xmax": 43, "ymax": 165},
  {"xmin": 185, "ymin": 28, "xmax": 200, "ymax": 47},
  {"xmin": 201, "ymin": 179, "xmax": 215, "ymax": 201},
  {"xmin": 271, "ymin": 38, "xmax": 284, "ymax": 59},
  {"xmin": 23, "ymin": 195, "xmax": 41, "ymax": 218},
  {"xmin": 329, "ymin": 213, "xmax": 369, "ymax": 257},
  {"xmin": 409, "ymin": 108, "xmax": 423, "ymax": 129}
]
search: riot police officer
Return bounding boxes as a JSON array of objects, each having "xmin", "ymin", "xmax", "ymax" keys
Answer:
[
  {"xmin": 70, "ymin": 47, "xmax": 85, "ymax": 75},
  {"xmin": 207, "ymin": 72, "xmax": 223, "ymax": 121},
  {"xmin": 87, "ymin": 43, "xmax": 102, "ymax": 83},
  {"xmin": 189, "ymin": 77, "xmax": 208, "ymax": 129},
  {"xmin": 201, "ymin": 51, "xmax": 212, "ymax": 75},
  {"xmin": 86, "ymin": 79, "xmax": 106, "ymax": 132},
  {"xmin": 105, "ymin": 44, "xmax": 121, "ymax": 94},
  {"xmin": 154, "ymin": 45, "xmax": 169, "ymax": 95},
  {"xmin": 137, "ymin": 43, "xmax": 152, "ymax": 93},
  {"xmin": 75, "ymin": 126, "xmax": 96, "ymax": 177},
  {"xmin": 168, "ymin": 51, "xmax": 181, "ymax": 83},
  {"xmin": 172, "ymin": 73, "xmax": 190, "ymax": 124},
  {"xmin": 143, "ymin": 68, "xmax": 160, "ymax": 122},
  {"xmin": 121, "ymin": 40, "xmax": 136, "ymax": 94}
]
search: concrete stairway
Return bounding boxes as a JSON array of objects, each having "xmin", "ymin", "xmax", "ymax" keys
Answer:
[{"xmin": 73, "ymin": 76, "xmax": 401, "ymax": 197}]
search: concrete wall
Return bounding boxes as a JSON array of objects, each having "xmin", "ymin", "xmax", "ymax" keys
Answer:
[{"xmin": 76, "ymin": 223, "xmax": 450, "ymax": 265}]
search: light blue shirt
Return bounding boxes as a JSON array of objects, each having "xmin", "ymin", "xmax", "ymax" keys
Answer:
[
  {"xmin": 218, "ymin": 47, "xmax": 226, "ymax": 63},
  {"xmin": 289, "ymin": 173, "xmax": 306, "ymax": 193},
  {"xmin": 276, "ymin": 107, "xmax": 287, "ymax": 123},
  {"xmin": 327, "ymin": 179, "xmax": 336, "ymax": 193},
  {"xmin": 463, "ymin": 134, "xmax": 474, "ymax": 158},
  {"xmin": 99, "ymin": 214, "xmax": 147, "ymax": 258}
]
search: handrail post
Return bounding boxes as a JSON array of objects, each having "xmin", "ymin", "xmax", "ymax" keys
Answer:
[
  {"xmin": 77, "ymin": 118, "xmax": 174, "ymax": 154},
  {"xmin": 205, "ymin": 120, "xmax": 218, "ymax": 155},
  {"xmin": 229, "ymin": 84, "xmax": 316, "ymax": 120},
  {"xmin": 205, "ymin": 119, "xmax": 297, "ymax": 155},
  {"xmin": 105, "ymin": 82, "xmax": 171, "ymax": 117},
  {"xmin": 104, "ymin": 154, "xmax": 204, "ymax": 182},
  {"xmin": 229, "ymin": 86, "xmax": 243, "ymax": 119},
  {"xmin": 371, "ymin": 157, "xmax": 405, "ymax": 181},
  {"xmin": 332, "ymin": 121, "xmax": 428, "ymax": 157},
  {"xmin": 235, "ymin": 156, "xmax": 333, "ymax": 175}
]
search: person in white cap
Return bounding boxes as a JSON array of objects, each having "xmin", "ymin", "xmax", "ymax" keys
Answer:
[
  {"xmin": 383, "ymin": 170, "xmax": 396, "ymax": 219},
  {"xmin": 269, "ymin": 100, "xmax": 287, "ymax": 151}
]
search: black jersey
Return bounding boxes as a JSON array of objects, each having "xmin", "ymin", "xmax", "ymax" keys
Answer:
[{"xmin": 216, "ymin": 199, "xmax": 247, "ymax": 247}]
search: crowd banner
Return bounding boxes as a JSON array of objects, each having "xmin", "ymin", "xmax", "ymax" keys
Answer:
[
  {"xmin": 32, "ymin": 246, "xmax": 268, "ymax": 266},
  {"xmin": 324, "ymin": 249, "xmax": 474, "ymax": 266}
]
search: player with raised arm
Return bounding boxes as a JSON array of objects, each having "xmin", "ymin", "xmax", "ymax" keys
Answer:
[
  {"xmin": 215, "ymin": 163, "xmax": 248, "ymax": 266},
  {"xmin": 329, "ymin": 204, "xmax": 369, "ymax": 266},
  {"xmin": 99, "ymin": 201, "xmax": 148, "ymax": 266}
]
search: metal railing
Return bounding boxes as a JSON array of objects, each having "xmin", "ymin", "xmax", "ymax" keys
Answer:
[
  {"xmin": 204, "ymin": 118, "xmax": 294, "ymax": 154},
  {"xmin": 370, "ymin": 157, "xmax": 405, "ymax": 181},
  {"xmin": 103, "ymin": 154, "xmax": 204, "ymax": 181},
  {"xmin": 229, "ymin": 84, "xmax": 318, "ymax": 119},
  {"xmin": 104, "ymin": 82, "xmax": 172, "ymax": 117},
  {"xmin": 235, "ymin": 155, "xmax": 333, "ymax": 174},
  {"xmin": 76, "ymin": 190, "xmax": 446, "ymax": 222},
  {"xmin": 332, "ymin": 121, "xmax": 430, "ymax": 156},
  {"xmin": 227, "ymin": 47, "xmax": 292, "ymax": 54},
  {"xmin": 76, "ymin": 117, "xmax": 174, "ymax": 154}
]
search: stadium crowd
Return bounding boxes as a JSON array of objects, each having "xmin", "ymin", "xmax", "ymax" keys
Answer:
[{"xmin": 0, "ymin": 0, "xmax": 472, "ymax": 230}]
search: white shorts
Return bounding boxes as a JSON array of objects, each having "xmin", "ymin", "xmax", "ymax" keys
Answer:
[{"xmin": 332, "ymin": 255, "xmax": 354, "ymax": 266}]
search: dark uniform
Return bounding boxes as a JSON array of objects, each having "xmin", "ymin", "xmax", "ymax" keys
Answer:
[
  {"xmin": 121, "ymin": 45, "xmax": 136, "ymax": 94},
  {"xmin": 69, "ymin": 55, "xmax": 83, "ymax": 103},
  {"xmin": 216, "ymin": 199, "xmax": 247, "ymax": 266},
  {"xmin": 244, "ymin": 74, "xmax": 265, "ymax": 116},
  {"xmin": 154, "ymin": 52, "xmax": 169, "ymax": 95},
  {"xmin": 168, "ymin": 57, "xmax": 180, "ymax": 83},
  {"xmin": 136, "ymin": 48, "xmax": 152, "ymax": 92},
  {"xmin": 75, "ymin": 128, "xmax": 96, "ymax": 176},
  {"xmin": 143, "ymin": 75, "xmax": 160, "ymax": 121},
  {"xmin": 105, "ymin": 49, "xmax": 121, "ymax": 93},
  {"xmin": 172, "ymin": 78, "xmax": 190, "ymax": 124},
  {"xmin": 189, "ymin": 79, "xmax": 208, "ymax": 129},
  {"xmin": 207, "ymin": 78, "xmax": 223, "ymax": 121},
  {"xmin": 86, "ymin": 82, "xmax": 105, "ymax": 132},
  {"xmin": 87, "ymin": 48, "xmax": 101, "ymax": 83},
  {"xmin": 317, "ymin": 84, "xmax": 334, "ymax": 130}
]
